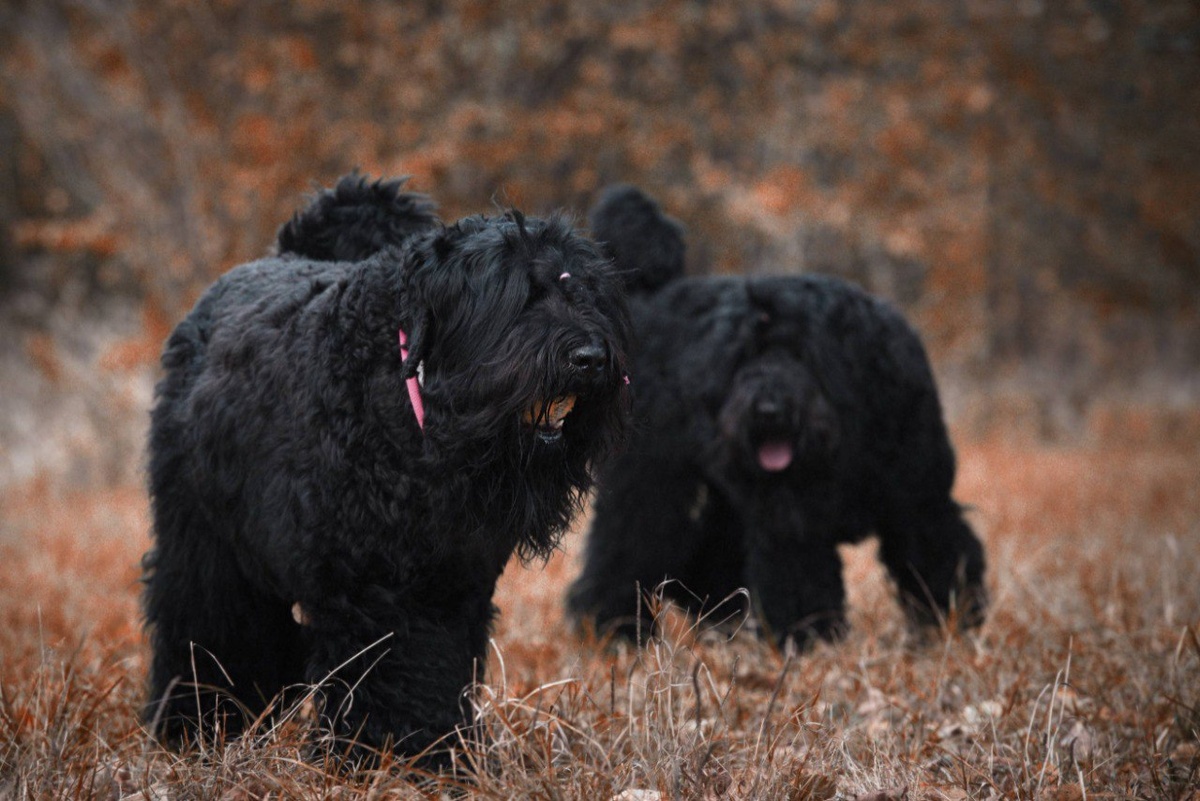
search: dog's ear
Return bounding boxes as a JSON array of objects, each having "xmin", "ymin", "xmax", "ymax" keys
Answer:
[
  {"xmin": 399, "ymin": 226, "xmax": 479, "ymax": 377},
  {"xmin": 588, "ymin": 185, "xmax": 686, "ymax": 294}
]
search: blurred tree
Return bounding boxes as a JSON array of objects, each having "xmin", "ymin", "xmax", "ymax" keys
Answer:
[{"xmin": 0, "ymin": 0, "xmax": 1197, "ymax": 489}]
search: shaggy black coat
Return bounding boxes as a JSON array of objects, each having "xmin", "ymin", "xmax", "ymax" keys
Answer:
[
  {"xmin": 567, "ymin": 186, "xmax": 985, "ymax": 648},
  {"xmin": 142, "ymin": 174, "xmax": 630, "ymax": 765}
]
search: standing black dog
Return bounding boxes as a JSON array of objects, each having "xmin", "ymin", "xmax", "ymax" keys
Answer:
[
  {"xmin": 143, "ymin": 175, "xmax": 629, "ymax": 764},
  {"xmin": 567, "ymin": 186, "xmax": 985, "ymax": 648}
]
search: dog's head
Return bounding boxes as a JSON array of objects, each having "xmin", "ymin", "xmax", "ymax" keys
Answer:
[
  {"xmin": 397, "ymin": 211, "xmax": 631, "ymax": 473},
  {"xmin": 716, "ymin": 352, "xmax": 840, "ymax": 478},
  {"xmin": 588, "ymin": 185, "xmax": 686, "ymax": 294},
  {"xmin": 709, "ymin": 285, "xmax": 844, "ymax": 480}
]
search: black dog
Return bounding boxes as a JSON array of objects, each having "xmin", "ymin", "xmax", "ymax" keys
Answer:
[
  {"xmin": 142, "ymin": 174, "xmax": 630, "ymax": 764},
  {"xmin": 567, "ymin": 186, "xmax": 985, "ymax": 648}
]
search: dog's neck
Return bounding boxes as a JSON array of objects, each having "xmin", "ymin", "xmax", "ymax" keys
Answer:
[{"xmin": 397, "ymin": 328, "xmax": 425, "ymax": 431}]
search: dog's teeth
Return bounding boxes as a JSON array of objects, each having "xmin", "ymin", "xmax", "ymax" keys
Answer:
[
  {"xmin": 548, "ymin": 395, "xmax": 576, "ymax": 425},
  {"xmin": 522, "ymin": 395, "xmax": 576, "ymax": 429}
]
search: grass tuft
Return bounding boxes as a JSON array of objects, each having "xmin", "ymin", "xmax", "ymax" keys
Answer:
[{"xmin": 1, "ymin": 439, "xmax": 1197, "ymax": 798}]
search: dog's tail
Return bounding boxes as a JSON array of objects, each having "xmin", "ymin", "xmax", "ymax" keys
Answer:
[
  {"xmin": 275, "ymin": 173, "xmax": 439, "ymax": 262},
  {"xmin": 588, "ymin": 185, "xmax": 686, "ymax": 293}
]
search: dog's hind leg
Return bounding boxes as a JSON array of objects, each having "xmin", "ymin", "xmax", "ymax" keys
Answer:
[
  {"xmin": 143, "ymin": 528, "xmax": 305, "ymax": 747},
  {"xmin": 875, "ymin": 497, "xmax": 987, "ymax": 632},
  {"xmin": 868, "ymin": 360, "xmax": 987, "ymax": 631},
  {"xmin": 567, "ymin": 457, "xmax": 716, "ymax": 643}
]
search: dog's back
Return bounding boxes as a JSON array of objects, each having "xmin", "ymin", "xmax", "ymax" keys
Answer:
[
  {"xmin": 155, "ymin": 169, "xmax": 440, "ymax": 405},
  {"xmin": 276, "ymin": 172, "xmax": 438, "ymax": 262}
]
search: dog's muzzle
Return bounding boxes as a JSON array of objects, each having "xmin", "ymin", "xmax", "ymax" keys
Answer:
[
  {"xmin": 520, "ymin": 341, "xmax": 614, "ymax": 444},
  {"xmin": 751, "ymin": 398, "xmax": 795, "ymax": 472},
  {"xmin": 522, "ymin": 395, "xmax": 578, "ymax": 443}
]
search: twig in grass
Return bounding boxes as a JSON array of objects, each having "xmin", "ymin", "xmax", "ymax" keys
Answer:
[
  {"xmin": 188, "ymin": 641, "xmax": 235, "ymax": 754},
  {"xmin": 490, "ymin": 636, "xmax": 509, "ymax": 700},
  {"xmin": 684, "ymin": 586, "xmax": 752, "ymax": 642},
  {"xmin": 1018, "ymin": 641, "xmax": 1073, "ymax": 798},
  {"xmin": 755, "ymin": 653, "xmax": 794, "ymax": 753},
  {"xmin": 476, "ymin": 680, "xmax": 609, "ymax": 762},
  {"xmin": 611, "ymin": 662, "xmax": 616, "ymax": 719},
  {"xmin": 332, "ymin": 646, "xmax": 392, "ymax": 723},
  {"xmin": 636, "ymin": 580, "xmax": 643, "ymax": 647},
  {"xmin": 748, "ymin": 653, "xmax": 793, "ymax": 799},
  {"xmin": 265, "ymin": 631, "xmax": 394, "ymax": 737},
  {"xmin": 143, "ymin": 675, "xmax": 180, "ymax": 755}
]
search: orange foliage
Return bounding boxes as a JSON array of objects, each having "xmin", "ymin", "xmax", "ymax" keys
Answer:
[{"xmin": 99, "ymin": 301, "xmax": 173, "ymax": 373}]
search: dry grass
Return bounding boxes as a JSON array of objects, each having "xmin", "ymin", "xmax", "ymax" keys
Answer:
[{"xmin": 1, "ymin": 438, "xmax": 1198, "ymax": 800}]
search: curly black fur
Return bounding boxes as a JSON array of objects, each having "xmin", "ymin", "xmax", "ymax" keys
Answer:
[
  {"xmin": 586, "ymin": 185, "xmax": 686, "ymax": 293},
  {"xmin": 275, "ymin": 172, "xmax": 439, "ymax": 262},
  {"xmin": 142, "ymin": 175, "xmax": 630, "ymax": 766},
  {"xmin": 568, "ymin": 186, "xmax": 985, "ymax": 649}
]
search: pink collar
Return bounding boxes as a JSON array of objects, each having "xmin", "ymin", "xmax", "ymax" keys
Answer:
[{"xmin": 398, "ymin": 328, "xmax": 425, "ymax": 431}]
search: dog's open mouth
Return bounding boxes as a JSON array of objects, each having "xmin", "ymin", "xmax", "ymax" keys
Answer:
[
  {"xmin": 756, "ymin": 439, "xmax": 794, "ymax": 472},
  {"xmin": 522, "ymin": 395, "xmax": 577, "ymax": 443}
]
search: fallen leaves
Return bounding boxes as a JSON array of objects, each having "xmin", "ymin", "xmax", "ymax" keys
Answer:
[{"xmin": 853, "ymin": 786, "xmax": 908, "ymax": 801}]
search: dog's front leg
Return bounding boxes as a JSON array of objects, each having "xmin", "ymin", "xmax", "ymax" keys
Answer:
[
  {"xmin": 567, "ymin": 457, "xmax": 719, "ymax": 643},
  {"xmin": 743, "ymin": 490, "xmax": 848, "ymax": 650},
  {"xmin": 300, "ymin": 590, "xmax": 489, "ymax": 770}
]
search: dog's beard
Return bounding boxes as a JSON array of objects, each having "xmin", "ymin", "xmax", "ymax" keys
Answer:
[
  {"xmin": 503, "ymin": 341, "xmax": 625, "ymax": 454},
  {"xmin": 718, "ymin": 388, "xmax": 805, "ymax": 476},
  {"xmin": 716, "ymin": 357, "xmax": 839, "ymax": 478},
  {"xmin": 720, "ymin": 397, "xmax": 838, "ymax": 479},
  {"xmin": 508, "ymin": 383, "xmax": 625, "ymax": 562},
  {"xmin": 427, "ymin": 353, "xmax": 625, "ymax": 465}
]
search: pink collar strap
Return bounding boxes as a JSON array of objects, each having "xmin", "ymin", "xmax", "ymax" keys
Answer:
[{"xmin": 398, "ymin": 328, "xmax": 426, "ymax": 431}]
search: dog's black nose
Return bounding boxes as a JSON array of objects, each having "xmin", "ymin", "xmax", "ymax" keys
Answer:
[
  {"xmin": 568, "ymin": 343, "xmax": 607, "ymax": 374},
  {"xmin": 755, "ymin": 398, "xmax": 785, "ymax": 424}
]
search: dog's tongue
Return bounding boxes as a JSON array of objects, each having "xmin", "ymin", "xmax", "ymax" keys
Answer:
[{"xmin": 757, "ymin": 441, "xmax": 794, "ymax": 472}]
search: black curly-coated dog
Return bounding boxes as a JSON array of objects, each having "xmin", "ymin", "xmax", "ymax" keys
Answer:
[
  {"xmin": 142, "ymin": 174, "xmax": 630, "ymax": 765},
  {"xmin": 567, "ymin": 186, "xmax": 985, "ymax": 648}
]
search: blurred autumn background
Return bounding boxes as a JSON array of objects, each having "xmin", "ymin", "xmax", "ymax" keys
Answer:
[
  {"xmin": 2, "ymin": 0, "xmax": 1199, "ymax": 492},
  {"xmin": 1, "ymin": 1, "xmax": 1199, "ymax": 797}
]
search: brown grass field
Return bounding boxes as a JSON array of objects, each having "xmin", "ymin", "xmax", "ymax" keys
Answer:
[{"xmin": 1, "ymin": 436, "xmax": 1198, "ymax": 799}]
